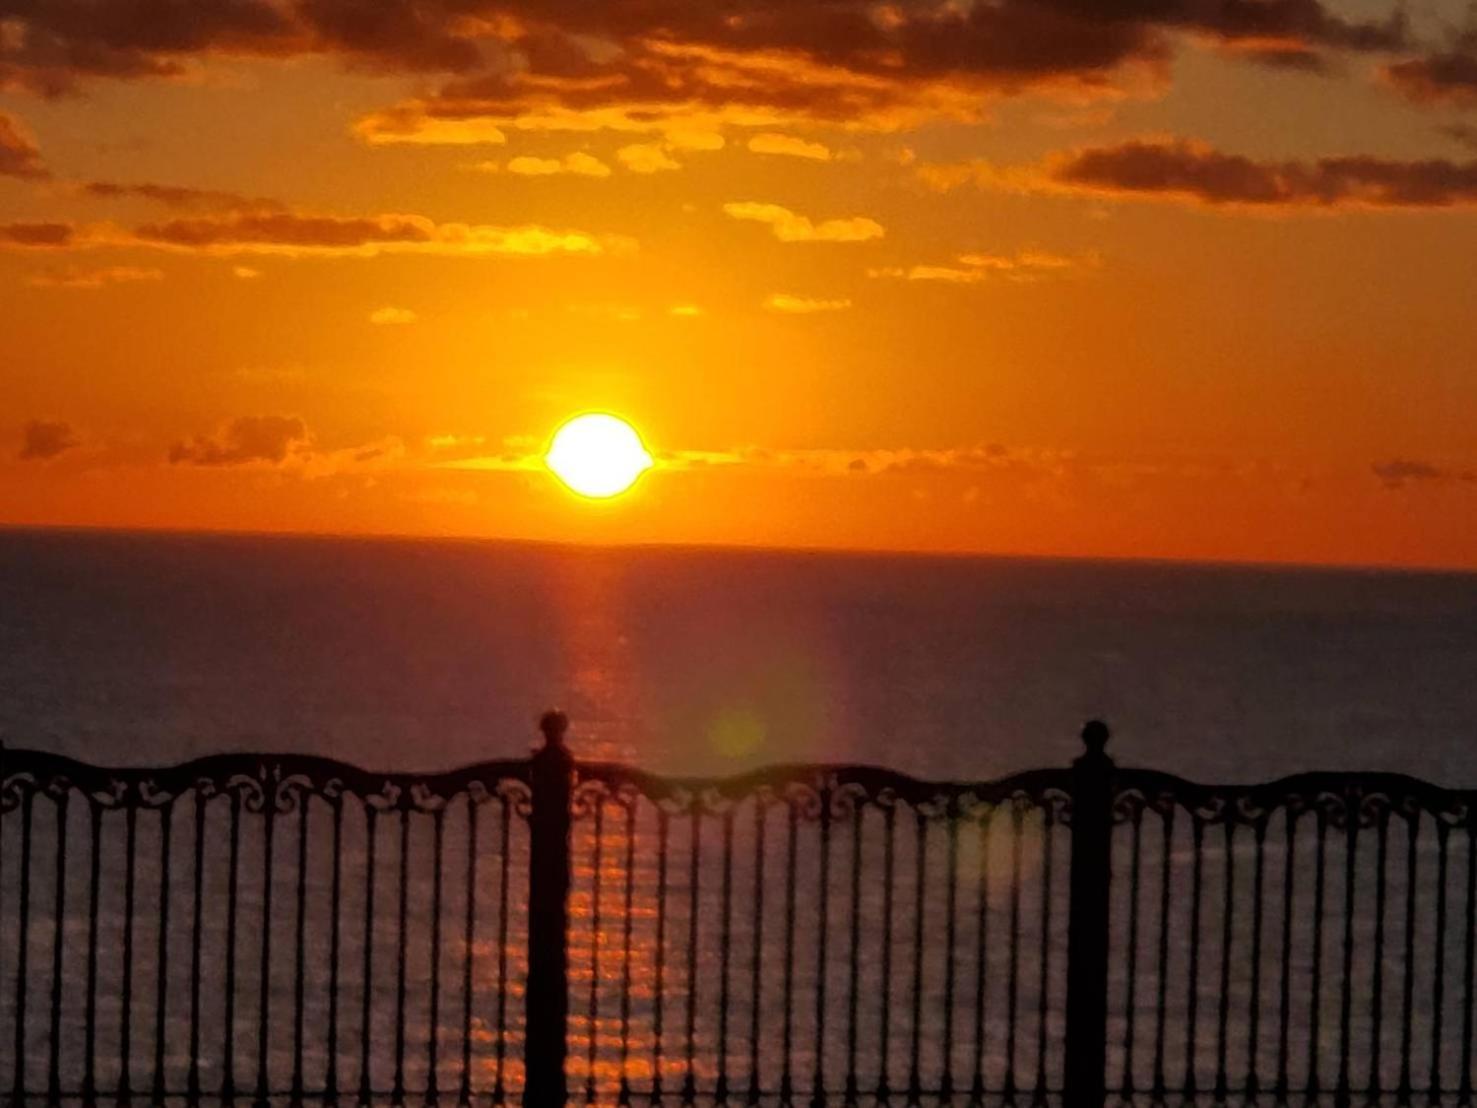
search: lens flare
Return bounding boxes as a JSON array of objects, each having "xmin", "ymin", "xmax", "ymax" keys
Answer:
[{"xmin": 544, "ymin": 412, "xmax": 654, "ymax": 499}]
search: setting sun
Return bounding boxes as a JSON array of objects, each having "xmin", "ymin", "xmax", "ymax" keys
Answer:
[{"xmin": 544, "ymin": 413, "xmax": 654, "ymax": 499}]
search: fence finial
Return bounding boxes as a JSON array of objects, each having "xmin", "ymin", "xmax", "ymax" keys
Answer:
[
  {"xmin": 538, "ymin": 709, "xmax": 569, "ymax": 749},
  {"xmin": 1080, "ymin": 719, "xmax": 1110, "ymax": 756}
]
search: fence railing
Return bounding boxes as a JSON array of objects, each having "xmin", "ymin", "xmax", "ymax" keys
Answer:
[{"xmin": 2, "ymin": 716, "xmax": 1475, "ymax": 1106}]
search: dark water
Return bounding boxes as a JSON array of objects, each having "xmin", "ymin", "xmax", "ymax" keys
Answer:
[
  {"xmin": 4, "ymin": 527, "xmax": 1477, "ymax": 1104},
  {"xmin": 1, "ymin": 526, "xmax": 1475, "ymax": 781}
]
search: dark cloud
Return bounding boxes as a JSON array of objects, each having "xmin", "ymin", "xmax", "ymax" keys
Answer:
[
  {"xmin": 169, "ymin": 415, "xmax": 310, "ymax": 466},
  {"xmin": 0, "ymin": 111, "xmax": 47, "ymax": 178},
  {"xmin": 1383, "ymin": 41, "xmax": 1477, "ymax": 107},
  {"xmin": 1373, "ymin": 458, "xmax": 1476, "ymax": 489},
  {"xmin": 0, "ymin": 0, "xmax": 1407, "ymax": 132},
  {"xmin": 82, "ymin": 180, "xmax": 283, "ymax": 210},
  {"xmin": 1045, "ymin": 137, "xmax": 1477, "ymax": 208},
  {"xmin": 136, "ymin": 211, "xmax": 437, "ymax": 249},
  {"xmin": 127, "ymin": 209, "xmax": 615, "ymax": 255},
  {"xmin": 0, "ymin": 221, "xmax": 75, "ymax": 246},
  {"xmin": 18, "ymin": 419, "xmax": 78, "ymax": 460}
]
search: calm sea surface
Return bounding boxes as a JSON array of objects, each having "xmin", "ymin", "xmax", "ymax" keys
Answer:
[
  {"xmin": 5, "ymin": 527, "xmax": 1477, "ymax": 1103},
  {"xmin": 2, "ymin": 526, "xmax": 1476, "ymax": 780}
]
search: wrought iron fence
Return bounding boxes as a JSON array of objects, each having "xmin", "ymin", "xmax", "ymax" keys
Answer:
[{"xmin": 2, "ymin": 718, "xmax": 1475, "ymax": 1107}]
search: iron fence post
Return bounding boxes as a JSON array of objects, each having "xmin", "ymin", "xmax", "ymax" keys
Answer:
[
  {"xmin": 525, "ymin": 710, "xmax": 574, "ymax": 1108},
  {"xmin": 1064, "ymin": 720, "xmax": 1114, "ymax": 1108}
]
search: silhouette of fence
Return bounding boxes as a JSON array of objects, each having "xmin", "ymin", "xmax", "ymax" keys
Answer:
[{"xmin": 2, "ymin": 718, "xmax": 1475, "ymax": 1107}]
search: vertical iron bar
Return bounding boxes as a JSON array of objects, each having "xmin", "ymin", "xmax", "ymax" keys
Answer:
[
  {"xmin": 525, "ymin": 711, "xmax": 574, "ymax": 1108},
  {"xmin": 846, "ymin": 804, "xmax": 865, "ymax": 1106},
  {"xmin": 392, "ymin": 806, "xmax": 410, "ymax": 1106},
  {"xmin": 255, "ymin": 794, "xmax": 277, "ymax": 1108},
  {"xmin": 428, "ymin": 807, "xmax": 446, "ymax": 1107},
  {"xmin": 1306, "ymin": 805, "xmax": 1328, "ymax": 1103},
  {"xmin": 1247, "ymin": 818, "xmax": 1268, "ymax": 1103},
  {"xmin": 1006, "ymin": 799, "xmax": 1024, "ymax": 1104},
  {"xmin": 1214, "ymin": 821, "xmax": 1235, "ymax": 1103},
  {"xmin": 223, "ymin": 791, "xmax": 242, "ymax": 1106},
  {"xmin": 493, "ymin": 798, "xmax": 511, "ymax": 1105},
  {"xmin": 11, "ymin": 788, "xmax": 33, "ymax": 1106},
  {"xmin": 940, "ymin": 802, "xmax": 960, "ymax": 1105},
  {"xmin": 717, "ymin": 809, "xmax": 734, "ymax": 1105},
  {"xmin": 781, "ymin": 799, "xmax": 798, "ymax": 1106},
  {"xmin": 683, "ymin": 808, "xmax": 702, "ymax": 1105},
  {"xmin": 358, "ymin": 806, "xmax": 378, "ymax": 1108},
  {"xmin": 1121, "ymin": 804, "xmax": 1144, "ymax": 1101},
  {"xmin": 1461, "ymin": 821, "xmax": 1476, "ymax": 1106},
  {"xmin": 292, "ymin": 797, "xmax": 310, "ymax": 1107},
  {"xmin": 1150, "ymin": 805, "xmax": 1174, "ymax": 1103},
  {"xmin": 1369, "ymin": 809, "xmax": 1390, "ymax": 1102},
  {"xmin": 972, "ymin": 807, "xmax": 994, "ymax": 1104},
  {"xmin": 327, "ymin": 797, "xmax": 344, "ymax": 1107},
  {"xmin": 1064, "ymin": 722, "xmax": 1113, "ymax": 1108},
  {"xmin": 1275, "ymin": 807, "xmax": 1297, "ymax": 1102},
  {"xmin": 1184, "ymin": 816, "xmax": 1204, "ymax": 1101},
  {"xmin": 152, "ymin": 801, "xmax": 174, "ymax": 1106},
  {"xmin": 187, "ymin": 793, "xmax": 206, "ymax": 1106},
  {"xmin": 655, "ymin": 809, "xmax": 671, "ymax": 1105},
  {"xmin": 619, "ymin": 799, "xmax": 638, "ymax": 1106},
  {"xmin": 119, "ymin": 803, "xmax": 138, "ymax": 1105},
  {"xmin": 878, "ymin": 804, "xmax": 897, "ymax": 1103},
  {"xmin": 84, "ymin": 800, "xmax": 102, "ymax": 1106},
  {"xmin": 907, "ymin": 809, "xmax": 927, "ymax": 1106},
  {"xmin": 1336, "ymin": 809, "xmax": 1358, "ymax": 1106},
  {"xmin": 1430, "ymin": 821, "xmax": 1451, "ymax": 1105},
  {"xmin": 812, "ymin": 792, "xmax": 833, "ymax": 1108},
  {"xmin": 459, "ymin": 798, "xmax": 477, "ymax": 1108},
  {"xmin": 1035, "ymin": 808, "xmax": 1054, "ymax": 1105},
  {"xmin": 745, "ymin": 803, "xmax": 763, "ymax": 1107},
  {"xmin": 586, "ymin": 799, "xmax": 606, "ymax": 1105},
  {"xmin": 1399, "ymin": 811, "xmax": 1420, "ymax": 1106},
  {"xmin": 47, "ymin": 792, "xmax": 69, "ymax": 1107}
]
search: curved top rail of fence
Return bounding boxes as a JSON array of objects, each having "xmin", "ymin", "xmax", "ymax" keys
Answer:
[
  {"xmin": 0, "ymin": 746, "xmax": 532, "ymax": 812},
  {"xmin": 573, "ymin": 758, "xmax": 1076, "ymax": 818},
  {"xmin": 1113, "ymin": 765, "xmax": 1477, "ymax": 827}
]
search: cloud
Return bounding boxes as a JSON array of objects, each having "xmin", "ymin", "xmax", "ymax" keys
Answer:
[
  {"xmin": 0, "ymin": 0, "xmax": 1408, "ymax": 141},
  {"xmin": 0, "ymin": 221, "xmax": 75, "ymax": 247},
  {"xmin": 747, "ymin": 133, "xmax": 833, "ymax": 161},
  {"xmin": 353, "ymin": 113, "xmax": 507, "ymax": 146},
  {"xmin": 18, "ymin": 419, "xmax": 77, "ymax": 460},
  {"xmin": 616, "ymin": 143, "xmax": 681, "ymax": 174},
  {"xmin": 506, "ymin": 151, "xmax": 611, "ymax": 177},
  {"xmin": 27, "ymin": 265, "xmax": 164, "ymax": 289},
  {"xmin": 127, "ymin": 209, "xmax": 629, "ymax": 257},
  {"xmin": 765, "ymin": 293, "xmax": 852, "ymax": 312},
  {"xmin": 169, "ymin": 415, "xmax": 311, "ymax": 467},
  {"xmin": 870, "ymin": 249, "xmax": 1097, "ymax": 283},
  {"xmin": 369, "ymin": 305, "xmax": 417, "ymax": 325},
  {"xmin": 724, "ymin": 202, "xmax": 884, "ymax": 242},
  {"xmin": 1051, "ymin": 138, "xmax": 1477, "ymax": 208},
  {"xmin": 1383, "ymin": 44, "xmax": 1477, "ymax": 107},
  {"xmin": 925, "ymin": 138, "xmax": 1477, "ymax": 210},
  {"xmin": 81, "ymin": 180, "xmax": 282, "ymax": 211},
  {"xmin": 1372, "ymin": 458, "xmax": 1476, "ymax": 489},
  {"xmin": 0, "ymin": 111, "xmax": 47, "ymax": 179}
]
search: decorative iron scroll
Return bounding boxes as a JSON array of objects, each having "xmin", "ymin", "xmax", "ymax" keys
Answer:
[
  {"xmin": 0, "ymin": 746, "xmax": 532, "ymax": 814},
  {"xmin": 572, "ymin": 759, "xmax": 1075, "ymax": 822},
  {"xmin": 1112, "ymin": 767, "xmax": 1476, "ymax": 828}
]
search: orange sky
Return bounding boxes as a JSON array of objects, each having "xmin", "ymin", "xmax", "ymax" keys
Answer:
[{"xmin": 3, "ymin": 0, "xmax": 1476, "ymax": 569}]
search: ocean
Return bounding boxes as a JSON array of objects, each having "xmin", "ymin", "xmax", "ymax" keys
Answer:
[
  {"xmin": 1, "ymin": 526, "xmax": 1474, "ymax": 781},
  {"xmin": 4, "ymin": 527, "xmax": 1477, "ymax": 1104}
]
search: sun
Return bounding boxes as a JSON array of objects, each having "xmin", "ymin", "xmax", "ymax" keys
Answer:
[{"xmin": 544, "ymin": 413, "xmax": 654, "ymax": 499}]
